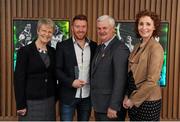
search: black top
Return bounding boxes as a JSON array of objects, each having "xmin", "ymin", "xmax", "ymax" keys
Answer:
[
  {"xmin": 14, "ymin": 41, "xmax": 57, "ymax": 110},
  {"xmin": 126, "ymin": 70, "xmax": 137, "ymax": 97}
]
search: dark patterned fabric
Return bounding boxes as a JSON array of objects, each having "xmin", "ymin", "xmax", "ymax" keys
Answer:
[
  {"xmin": 128, "ymin": 99, "xmax": 161, "ymax": 121},
  {"xmin": 126, "ymin": 70, "xmax": 137, "ymax": 97}
]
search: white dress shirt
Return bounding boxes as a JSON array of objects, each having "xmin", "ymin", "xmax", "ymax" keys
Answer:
[{"xmin": 73, "ymin": 37, "xmax": 91, "ymax": 98}]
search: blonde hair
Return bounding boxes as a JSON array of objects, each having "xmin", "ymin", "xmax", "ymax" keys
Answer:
[{"xmin": 37, "ymin": 18, "xmax": 55, "ymax": 32}]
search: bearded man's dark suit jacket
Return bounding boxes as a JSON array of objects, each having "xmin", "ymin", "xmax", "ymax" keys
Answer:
[
  {"xmin": 56, "ymin": 37, "xmax": 97, "ymax": 104},
  {"xmin": 91, "ymin": 36, "xmax": 129, "ymax": 118}
]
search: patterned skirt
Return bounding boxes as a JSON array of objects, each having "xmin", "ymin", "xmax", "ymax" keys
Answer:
[
  {"xmin": 19, "ymin": 96, "xmax": 56, "ymax": 121},
  {"xmin": 128, "ymin": 99, "xmax": 161, "ymax": 121}
]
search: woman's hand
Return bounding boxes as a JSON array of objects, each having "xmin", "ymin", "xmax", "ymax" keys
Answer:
[
  {"xmin": 126, "ymin": 99, "xmax": 134, "ymax": 109},
  {"xmin": 123, "ymin": 96, "xmax": 129, "ymax": 109},
  {"xmin": 123, "ymin": 96, "xmax": 134, "ymax": 109},
  {"xmin": 17, "ymin": 108, "xmax": 27, "ymax": 116}
]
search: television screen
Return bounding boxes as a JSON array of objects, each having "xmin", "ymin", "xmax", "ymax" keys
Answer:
[
  {"xmin": 116, "ymin": 21, "xmax": 169, "ymax": 87},
  {"xmin": 13, "ymin": 19, "xmax": 70, "ymax": 70}
]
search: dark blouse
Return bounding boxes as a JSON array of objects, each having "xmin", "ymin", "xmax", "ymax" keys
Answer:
[
  {"xmin": 38, "ymin": 50, "xmax": 50, "ymax": 68},
  {"xmin": 126, "ymin": 70, "xmax": 137, "ymax": 97}
]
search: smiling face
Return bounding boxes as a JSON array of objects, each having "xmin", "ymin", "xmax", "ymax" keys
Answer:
[
  {"xmin": 37, "ymin": 24, "xmax": 54, "ymax": 44},
  {"xmin": 138, "ymin": 16, "xmax": 155, "ymax": 41},
  {"xmin": 97, "ymin": 19, "xmax": 115, "ymax": 43},
  {"xmin": 71, "ymin": 20, "xmax": 88, "ymax": 41}
]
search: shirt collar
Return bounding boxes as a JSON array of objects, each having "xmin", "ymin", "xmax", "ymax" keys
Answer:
[
  {"xmin": 72, "ymin": 36, "xmax": 90, "ymax": 44},
  {"xmin": 102, "ymin": 35, "xmax": 116, "ymax": 47}
]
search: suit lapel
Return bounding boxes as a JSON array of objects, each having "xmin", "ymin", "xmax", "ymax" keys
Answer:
[
  {"xmin": 91, "ymin": 45, "xmax": 101, "ymax": 73},
  {"xmin": 31, "ymin": 41, "xmax": 47, "ymax": 68},
  {"xmin": 129, "ymin": 38, "xmax": 152, "ymax": 70},
  {"xmin": 47, "ymin": 45, "xmax": 54, "ymax": 69},
  {"xmin": 89, "ymin": 41, "xmax": 95, "ymax": 62},
  {"xmin": 68, "ymin": 38, "xmax": 78, "ymax": 66},
  {"xmin": 128, "ymin": 43, "xmax": 141, "ymax": 64},
  {"xmin": 91, "ymin": 37, "xmax": 117, "ymax": 75}
]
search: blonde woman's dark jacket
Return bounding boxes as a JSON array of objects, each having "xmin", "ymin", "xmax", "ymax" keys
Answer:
[
  {"xmin": 14, "ymin": 41, "xmax": 57, "ymax": 110},
  {"xmin": 128, "ymin": 37, "xmax": 164, "ymax": 107}
]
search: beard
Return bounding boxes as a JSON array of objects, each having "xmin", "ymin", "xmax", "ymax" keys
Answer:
[{"xmin": 74, "ymin": 32, "xmax": 87, "ymax": 40}]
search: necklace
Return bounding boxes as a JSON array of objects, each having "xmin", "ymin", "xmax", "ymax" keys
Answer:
[{"xmin": 38, "ymin": 48, "xmax": 47, "ymax": 53}]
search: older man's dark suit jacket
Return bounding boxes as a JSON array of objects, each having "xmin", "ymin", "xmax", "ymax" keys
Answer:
[
  {"xmin": 91, "ymin": 36, "xmax": 129, "ymax": 113},
  {"xmin": 14, "ymin": 41, "xmax": 56, "ymax": 110},
  {"xmin": 56, "ymin": 37, "xmax": 97, "ymax": 104}
]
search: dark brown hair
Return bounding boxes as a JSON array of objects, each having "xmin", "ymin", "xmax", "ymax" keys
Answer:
[
  {"xmin": 135, "ymin": 9, "xmax": 161, "ymax": 38},
  {"xmin": 72, "ymin": 14, "xmax": 88, "ymax": 24}
]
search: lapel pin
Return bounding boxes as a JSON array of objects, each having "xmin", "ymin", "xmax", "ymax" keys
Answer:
[{"xmin": 102, "ymin": 53, "xmax": 105, "ymax": 57}]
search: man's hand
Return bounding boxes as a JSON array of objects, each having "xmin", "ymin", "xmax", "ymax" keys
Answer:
[
  {"xmin": 107, "ymin": 107, "xmax": 117, "ymax": 119},
  {"xmin": 17, "ymin": 108, "xmax": 27, "ymax": 116},
  {"xmin": 72, "ymin": 79, "xmax": 87, "ymax": 88}
]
